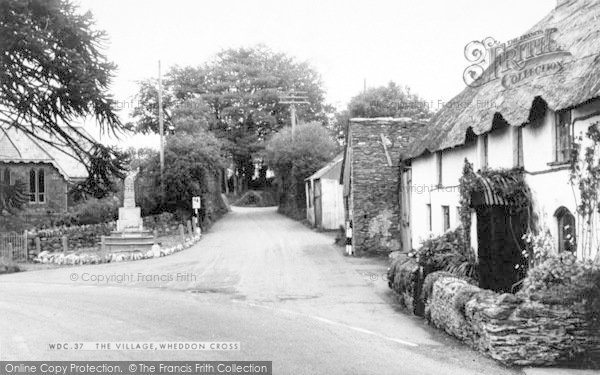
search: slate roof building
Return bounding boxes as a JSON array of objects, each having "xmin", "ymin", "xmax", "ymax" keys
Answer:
[
  {"xmin": 0, "ymin": 127, "xmax": 91, "ymax": 215},
  {"xmin": 305, "ymin": 154, "xmax": 344, "ymax": 230}
]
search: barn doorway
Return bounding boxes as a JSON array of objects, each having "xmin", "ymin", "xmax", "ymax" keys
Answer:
[{"xmin": 314, "ymin": 179, "xmax": 322, "ymax": 228}]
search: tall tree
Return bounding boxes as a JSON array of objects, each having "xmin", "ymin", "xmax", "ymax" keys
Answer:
[
  {"xmin": 347, "ymin": 81, "xmax": 431, "ymax": 119},
  {"xmin": 131, "ymin": 46, "xmax": 330, "ymax": 193},
  {"xmin": 263, "ymin": 121, "xmax": 337, "ymax": 218},
  {"xmin": 0, "ymin": 0, "xmax": 127, "ymax": 200}
]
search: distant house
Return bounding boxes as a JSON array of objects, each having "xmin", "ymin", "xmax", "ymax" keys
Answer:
[
  {"xmin": 305, "ymin": 154, "xmax": 344, "ymax": 230},
  {"xmin": 399, "ymin": 0, "xmax": 600, "ymax": 290},
  {"xmin": 340, "ymin": 118, "xmax": 426, "ymax": 255},
  {"xmin": 0, "ymin": 127, "xmax": 91, "ymax": 216}
]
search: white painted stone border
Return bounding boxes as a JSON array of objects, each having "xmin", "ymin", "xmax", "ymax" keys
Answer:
[{"xmin": 33, "ymin": 233, "xmax": 202, "ymax": 266}]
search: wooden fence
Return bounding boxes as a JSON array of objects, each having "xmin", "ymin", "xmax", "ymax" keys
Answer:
[{"xmin": 0, "ymin": 231, "xmax": 28, "ymax": 262}]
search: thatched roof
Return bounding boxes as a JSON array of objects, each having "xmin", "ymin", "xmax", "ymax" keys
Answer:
[{"xmin": 403, "ymin": 0, "xmax": 600, "ymax": 160}]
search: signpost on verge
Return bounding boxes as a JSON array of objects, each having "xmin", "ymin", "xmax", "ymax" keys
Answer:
[{"xmin": 192, "ymin": 196, "xmax": 201, "ymax": 235}]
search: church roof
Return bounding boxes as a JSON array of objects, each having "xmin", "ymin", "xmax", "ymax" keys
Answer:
[{"xmin": 0, "ymin": 127, "xmax": 92, "ymax": 180}]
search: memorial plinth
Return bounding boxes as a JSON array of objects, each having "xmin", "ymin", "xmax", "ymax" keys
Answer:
[{"xmin": 103, "ymin": 170, "xmax": 154, "ymax": 253}]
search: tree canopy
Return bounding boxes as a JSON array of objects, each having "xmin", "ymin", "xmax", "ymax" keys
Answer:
[
  {"xmin": 347, "ymin": 81, "xmax": 431, "ymax": 119},
  {"xmin": 263, "ymin": 122, "xmax": 338, "ymax": 218},
  {"xmin": 130, "ymin": 46, "xmax": 330, "ymax": 192},
  {"xmin": 136, "ymin": 130, "xmax": 228, "ymax": 219},
  {"xmin": 0, "ymin": 0, "xmax": 127, "ymax": 199}
]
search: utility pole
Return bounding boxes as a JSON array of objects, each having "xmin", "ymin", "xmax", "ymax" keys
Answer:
[
  {"xmin": 280, "ymin": 91, "xmax": 309, "ymax": 139},
  {"xmin": 158, "ymin": 60, "xmax": 165, "ymax": 184}
]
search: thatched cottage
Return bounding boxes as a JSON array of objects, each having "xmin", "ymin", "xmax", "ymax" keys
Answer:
[{"xmin": 399, "ymin": 0, "xmax": 600, "ymax": 288}]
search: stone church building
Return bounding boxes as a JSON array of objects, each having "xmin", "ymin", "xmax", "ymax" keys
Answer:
[{"xmin": 0, "ymin": 127, "xmax": 90, "ymax": 216}]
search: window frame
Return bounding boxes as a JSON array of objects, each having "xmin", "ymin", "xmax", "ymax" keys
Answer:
[
  {"xmin": 478, "ymin": 134, "xmax": 489, "ymax": 169},
  {"xmin": 436, "ymin": 151, "xmax": 443, "ymax": 187},
  {"xmin": 426, "ymin": 203, "xmax": 432, "ymax": 232},
  {"xmin": 555, "ymin": 109, "xmax": 572, "ymax": 163},
  {"xmin": 1, "ymin": 168, "xmax": 10, "ymax": 184},
  {"xmin": 513, "ymin": 126, "xmax": 524, "ymax": 167},
  {"xmin": 29, "ymin": 168, "xmax": 46, "ymax": 204},
  {"xmin": 442, "ymin": 205, "xmax": 450, "ymax": 231},
  {"xmin": 555, "ymin": 207, "xmax": 576, "ymax": 253}
]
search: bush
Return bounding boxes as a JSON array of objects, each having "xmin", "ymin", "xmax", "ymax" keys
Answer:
[
  {"xmin": 69, "ymin": 196, "xmax": 120, "ymax": 225},
  {"xmin": 263, "ymin": 122, "xmax": 338, "ymax": 218},
  {"xmin": 411, "ymin": 227, "xmax": 478, "ymax": 280},
  {"xmin": 233, "ymin": 190, "xmax": 277, "ymax": 207},
  {"xmin": 136, "ymin": 132, "xmax": 228, "ymax": 225},
  {"xmin": 517, "ymin": 253, "xmax": 600, "ymax": 321}
]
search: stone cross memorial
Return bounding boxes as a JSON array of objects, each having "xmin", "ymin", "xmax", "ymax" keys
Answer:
[{"xmin": 117, "ymin": 169, "xmax": 143, "ymax": 233}]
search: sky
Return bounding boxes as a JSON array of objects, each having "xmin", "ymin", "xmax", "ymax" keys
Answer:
[{"xmin": 73, "ymin": 0, "xmax": 557, "ymax": 148}]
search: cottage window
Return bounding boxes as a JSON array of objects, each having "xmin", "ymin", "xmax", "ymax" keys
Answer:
[
  {"xmin": 555, "ymin": 110, "xmax": 572, "ymax": 163},
  {"xmin": 29, "ymin": 168, "xmax": 45, "ymax": 203},
  {"xmin": 456, "ymin": 206, "xmax": 461, "ymax": 226},
  {"xmin": 1, "ymin": 168, "xmax": 10, "ymax": 184},
  {"xmin": 482, "ymin": 134, "xmax": 489, "ymax": 168},
  {"xmin": 436, "ymin": 152, "xmax": 443, "ymax": 187},
  {"xmin": 442, "ymin": 205, "xmax": 450, "ymax": 231},
  {"xmin": 513, "ymin": 126, "xmax": 523, "ymax": 167},
  {"xmin": 555, "ymin": 207, "xmax": 576, "ymax": 253},
  {"xmin": 426, "ymin": 204, "xmax": 432, "ymax": 232}
]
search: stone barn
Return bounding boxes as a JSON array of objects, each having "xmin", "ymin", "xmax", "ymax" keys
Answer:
[{"xmin": 340, "ymin": 118, "xmax": 426, "ymax": 255}]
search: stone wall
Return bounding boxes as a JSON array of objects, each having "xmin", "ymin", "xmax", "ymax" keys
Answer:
[
  {"xmin": 27, "ymin": 213, "xmax": 186, "ymax": 255},
  {"xmin": 466, "ymin": 291, "xmax": 600, "ymax": 366},
  {"xmin": 425, "ymin": 276, "xmax": 480, "ymax": 344},
  {"xmin": 424, "ymin": 273, "xmax": 600, "ymax": 366},
  {"xmin": 348, "ymin": 118, "xmax": 425, "ymax": 255},
  {"xmin": 27, "ymin": 222, "xmax": 116, "ymax": 254},
  {"xmin": 142, "ymin": 213, "xmax": 182, "ymax": 235},
  {"xmin": 387, "ymin": 256, "xmax": 420, "ymax": 312}
]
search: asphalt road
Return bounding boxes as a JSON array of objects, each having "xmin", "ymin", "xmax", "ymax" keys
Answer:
[{"xmin": 0, "ymin": 207, "xmax": 519, "ymax": 375}]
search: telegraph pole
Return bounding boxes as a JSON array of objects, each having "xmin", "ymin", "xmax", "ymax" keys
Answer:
[
  {"xmin": 158, "ymin": 60, "xmax": 165, "ymax": 181},
  {"xmin": 280, "ymin": 91, "xmax": 309, "ymax": 139}
]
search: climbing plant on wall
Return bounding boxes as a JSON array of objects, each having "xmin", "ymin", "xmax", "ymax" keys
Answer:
[
  {"xmin": 458, "ymin": 158, "xmax": 535, "ymax": 249},
  {"xmin": 569, "ymin": 122, "xmax": 600, "ymax": 260},
  {"xmin": 458, "ymin": 159, "xmax": 477, "ymax": 246}
]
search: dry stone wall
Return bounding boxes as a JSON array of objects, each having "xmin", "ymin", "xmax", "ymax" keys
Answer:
[
  {"xmin": 424, "ymin": 273, "xmax": 600, "ymax": 366},
  {"xmin": 466, "ymin": 291, "xmax": 600, "ymax": 366},
  {"xmin": 349, "ymin": 118, "xmax": 425, "ymax": 255}
]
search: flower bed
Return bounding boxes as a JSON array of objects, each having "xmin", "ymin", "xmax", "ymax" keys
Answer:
[{"xmin": 33, "ymin": 233, "xmax": 202, "ymax": 266}]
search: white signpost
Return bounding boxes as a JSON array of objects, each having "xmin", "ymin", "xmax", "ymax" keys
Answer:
[
  {"xmin": 192, "ymin": 196, "xmax": 201, "ymax": 209},
  {"xmin": 192, "ymin": 196, "xmax": 201, "ymax": 234}
]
